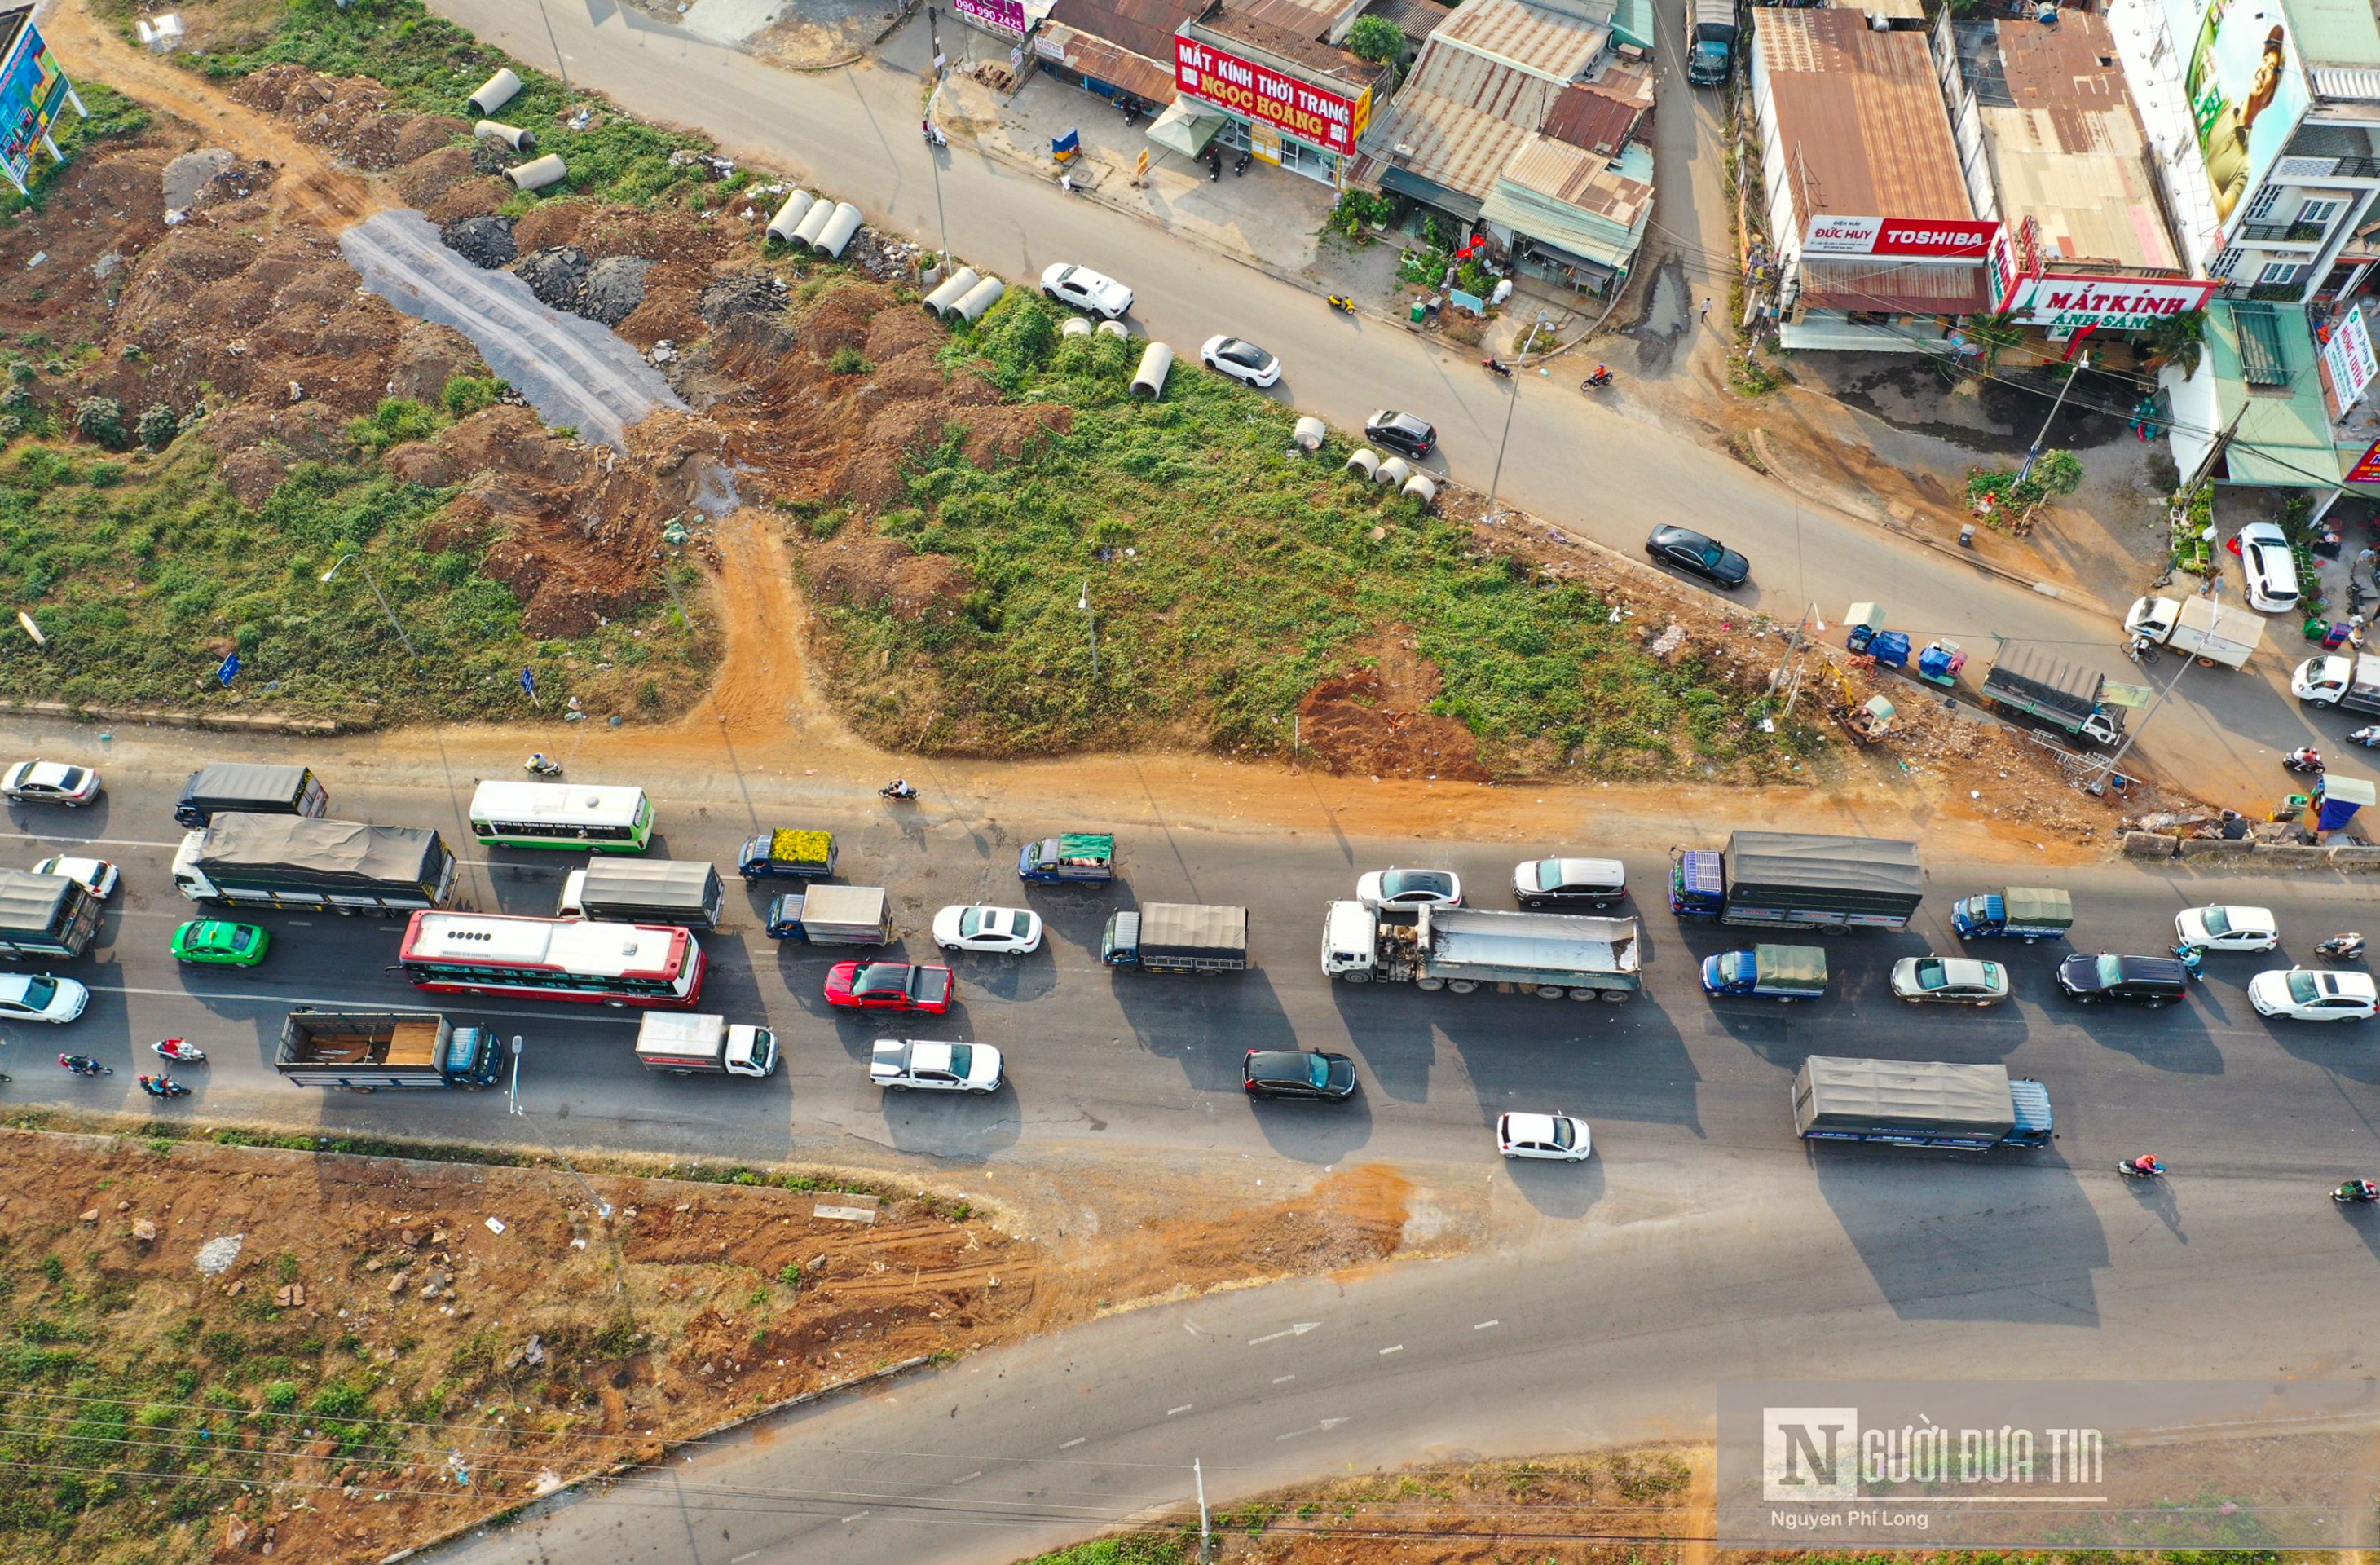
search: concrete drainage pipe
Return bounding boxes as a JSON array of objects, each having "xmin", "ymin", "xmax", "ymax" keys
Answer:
[
  {"xmin": 505, "ymin": 155, "xmax": 568, "ymax": 192},
  {"xmin": 923, "ymin": 267, "xmax": 980, "ymax": 317},
  {"xmin": 950, "ymin": 276, "xmax": 1006, "ymax": 322},
  {"xmin": 1130, "ymin": 342, "xmax": 1174, "ymax": 399},
  {"xmin": 765, "ymin": 190, "xmax": 816, "ymax": 244},
  {"xmin": 467, "ymin": 68, "xmax": 522, "ymax": 117},
  {"xmin": 1374, "ymin": 456, "xmax": 1413, "ymax": 487},
  {"xmin": 811, "ymin": 203, "xmax": 865, "ymax": 259},
  {"xmin": 1344, "ymin": 447, "xmax": 1380, "ymax": 479},
  {"xmin": 474, "ymin": 120, "xmax": 535, "ymax": 153},
  {"xmin": 790, "ymin": 200, "xmax": 836, "ymax": 249},
  {"xmin": 1292, "ymin": 416, "xmax": 1327, "ymax": 452}
]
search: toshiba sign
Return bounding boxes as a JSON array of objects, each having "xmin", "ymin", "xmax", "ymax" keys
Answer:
[{"xmin": 1803, "ymin": 216, "xmax": 1999, "ymax": 259}]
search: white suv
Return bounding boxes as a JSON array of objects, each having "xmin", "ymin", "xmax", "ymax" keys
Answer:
[
  {"xmin": 1039, "ymin": 263, "xmax": 1133, "ymax": 320},
  {"xmin": 2236, "ymin": 522, "xmax": 2301, "ymax": 614}
]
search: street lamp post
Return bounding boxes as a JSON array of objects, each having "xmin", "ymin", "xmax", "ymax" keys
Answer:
[
  {"xmin": 1483, "ymin": 311, "xmax": 1548, "ymax": 523},
  {"xmin": 505, "ymin": 1033, "xmax": 614, "ymax": 1222},
  {"xmin": 925, "ymin": 7, "xmax": 952, "ymax": 274},
  {"xmin": 1078, "ymin": 580, "xmax": 1099, "ymax": 679},
  {"xmin": 320, "ymin": 552, "xmax": 419, "ymax": 660}
]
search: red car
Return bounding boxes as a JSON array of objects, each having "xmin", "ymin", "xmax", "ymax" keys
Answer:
[{"xmin": 825, "ymin": 961, "xmax": 955, "ymax": 1014}]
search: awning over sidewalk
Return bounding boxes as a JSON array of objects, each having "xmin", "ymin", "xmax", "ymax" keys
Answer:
[{"xmin": 1146, "ymin": 99, "xmax": 1231, "ymax": 157}]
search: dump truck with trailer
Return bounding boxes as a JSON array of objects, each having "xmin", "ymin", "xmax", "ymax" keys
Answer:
[
  {"xmin": 558, "ymin": 858, "xmax": 725, "ymax": 928},
  {"xmin": 737, "ymin": 828, "xmax": 838, "ymax": 884},
  {"xmin": 2124, "ymin": 595, "xmax": 2260, "ymax": 669},
  {"xmin": 2293, "ymin": 652, "xmax": 2380, "ymax": 716},
  {"xmin": 171, "ymin": 816, "xmax": 457, "ymax": 915},
  {"xmin": 0, "ymin": 870, "xmax": 104, "ymax": 959},
  {"xmin": 1017, "ymin": 832, "xmax": 1116, "ymax": 884},
  {"xmin": 1700, "ymin": 943, "xmax": 1827, "ymax": 1000},
  {"xmin": 763, "ymin": 884, "xmax": 892, "ymax": 945},
  {"xmin": 1686, "ymin": 0, "xmax": 1737, "ymax": 85},
  {"xmin": 275, "ymin": 1010, "xmax": 504, "ymax": 1090},
  {"xmin": 1792, "ymin": 1056, "xmax": 2053, "ymax": 1151},
  {"xmin": 1321, "ymin": 902, "xmax": 1640, "ymax": 999},
  {"xmin": 1669, "ymin": 831, "xmax": 1923, "ymax": 930},
  {"xmin": 1952, "ymin": 886, "xmax": 2074, "ymax": 941},
  {"xmin": 1100, "ymin": 903, "xmax": 1249, "ymax": 973},
  {"xmin": 1980, "ymin": 646, "xmax": 2125, "ymax": 746},
  {"xmin": 174, "ymin": 762, "xmax": 330, "ymax": 828},
  {"xmin": 633, "ymin": 1012, "xmax": 778, "ymax": 1078}
]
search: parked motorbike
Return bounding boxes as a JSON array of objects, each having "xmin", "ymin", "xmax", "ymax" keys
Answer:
[
  {"xmin": 59, "ymin": 1054, "xmax": 110, "ymax": 1078},
  {"xmin": 1206, "ymin": 150, "xmax": 1222, "ymax": 182},
  {"xmin": 921, "ymin": 119, "xmax": 947, "ymax": 148},
  {"xmin": 879, "ymin": 779, "xmax": 920, "ymax": 801},
  {"xmin": 1580, "ymin": 365, "xmax": 1614, "ymax": 390},
  {"xmin": 524, "ymin": 753, "xmax": 562, "ymax": 778},
  {"xmin": 2316, "ymin": 932, "xmax": 2366, "ymax": 960},
  {"xmin": 2118, "ymin": 1156, "xmax": 2166, "ymax": 1179},
  {"xmin": 2335, "ymin": 1179, "xmax": 2380, "ymax": 1203},
  {"xmin": 1232, "ymin": 149, "xmax": 1251, "ymax": 176},
  {"xmin": 153, "ymin": 1038, "xmax": 205, "ymax": 1065},
  {"xmin": 1119, "ymin": 98, "xmax": 1143, "ymax": 129},
  {"xmin": 138, "ymin": 1074, "xmax": 191, "ymax": 1100},
  {"xmin": 2285, "ymin": 747, "xmax": 2325, "ymax": 774},
  {"xmin": 2126, "ymin": 634, "xmax": 2159, "ymax": 664},
  {"xmin": 1325, "ymin": 295, "xmax": 1355, "ymax": 315},
  {"xmin": 1481, "ymin": 357, "xmax": 1513, "ymax": 378}
]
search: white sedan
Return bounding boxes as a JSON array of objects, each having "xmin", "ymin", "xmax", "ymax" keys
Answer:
[
  {"xmin": 870, "ymin": 1038, "xmax": 1005, "ymax": 1091},
  {"xmin": 2, "ymin": 760, "xmax": 100, "ymax": 806},
  {"xmin": 931, "ymin": 904, "xmax": 1044, "ymax": 954},
  {"xmin": 2236, "ymin": 521, "xmax": 2302, "ymax": 614},
  {"xmin": 1040, "ymin": 262, "xmax": 1133, "ymax": 320},
  {"xmin": 1356, "ymin": 868, "xmax": 1463, "ymax": 910},
  {"xmin": 2250, "ymin": 968, "xmax": 2379, "ymax": 1021},
  {"xmin": 1201, "ymin": 335, "xmax": 1281, "ymax": 388},
  {"xmin": 2175, "ymin": 904, "xmax": 2278, "ymax": 953},
  {"xmin": 30, "ymin": 855, "xmax": 120, "ymax": 900},
  {"xmin": 0, "ymin": 973, "xmax": 90, "ymax": 1024},
  {"xmin": 1497, "ymin": 1112, "xmax": 1592, "ymax": 1161}
]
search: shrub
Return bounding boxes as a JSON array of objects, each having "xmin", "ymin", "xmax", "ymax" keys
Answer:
[
  {"xmin": 261, "ymin": 1381, "xmax": 298, "ymax": 1413},
  {"xmin": 348, "ymin": 397, "xmax": 442, "ymax": 455},
  {"xmin": 136, "ymin": 402, "xmax": 180, "ymax": 451},
  {"xmin": 441, "ymin": 373, "xmax": 505, "ymax": 418},
  {"xmin": 72, "ymin": 396, "xmax": 125, "ymax": 448},
  {"xmin": 827, "ymin": 345, "xmax": 870, "ymax": 375}
]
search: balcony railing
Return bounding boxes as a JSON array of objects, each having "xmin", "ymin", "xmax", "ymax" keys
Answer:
[
  {"xmin": 2237, "ymin": 220, "xmax": 2331, "ymax": 244},
  {"xmin": 2244, "ymin": 280, "xmax": 2315, "ymax": 301}
]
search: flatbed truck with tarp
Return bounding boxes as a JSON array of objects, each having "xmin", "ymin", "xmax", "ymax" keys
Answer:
[
  {"xmin": 1669, "ymin": 831, "xmax": 1923, "ymax": 930},
  {"xmin": 1792, "ymin": 1056, "xmax": 2053, "ymax": 1151}
]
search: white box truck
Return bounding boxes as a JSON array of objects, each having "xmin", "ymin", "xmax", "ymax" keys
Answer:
[{"xmin": 633, "ymin": 1013, "xmax": 778, "ymax": 1078}]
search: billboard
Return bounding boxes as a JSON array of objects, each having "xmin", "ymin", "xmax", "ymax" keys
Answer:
[
  {"xmin": 2168, "ymin": 0, "xmax": 2308, "ymax": 226},
  {"xmin": 949, "ymin": 0, "xmax": 1027, "ymax": 35},
  {"xmin": 2346, "ymin": 438, "xmax": 2380, "ymax": 485},
  {"xmin": 2325, "ymin": 304, "xmax": 2378, "ymax": 411},
  {"xmin": 0, "ymin": 13, "xmax": 71, "ymax": 192},
  {"xmin": 1801, "ymin": 216, "xmax": 1998, "ymax": 259},
  {"xmin": 1174, "ymin": 35, "xmax": 1369, "ymax": 156},
  {"xmin": 2012, "ymin": 275, "xmax": 2216, "ymax": 330}
]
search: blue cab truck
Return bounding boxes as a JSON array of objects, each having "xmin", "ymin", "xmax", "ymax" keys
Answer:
[
  {"xmin": 1670, "ymin": 831, "xmax": 1923, "ymax": 931},
  {"xmin": 1952, "ymin": 886, "xmax": 2074, "ymax": 942},
  {"xmin": 1018, "ymin": 832, "xmax": 1115, "ymax": 884},
  {"xmin": 275, "ymin": 1010, "xmax": 504, "ymax": 1091},
  {"xmin": 1700, "ymin": 943, "xmax": 1827, "ymax": 1001},
  {"xmin": 1792, "ymin": 1056, "xmax": 2053, "ymax": 1151}
]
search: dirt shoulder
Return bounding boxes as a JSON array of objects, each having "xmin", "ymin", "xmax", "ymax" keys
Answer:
[{"xmin": 0, "ymin": 1123, "xmax": 1450, "ymax": 1565}]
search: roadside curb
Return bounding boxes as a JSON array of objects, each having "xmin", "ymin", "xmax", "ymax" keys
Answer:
[
  {"xmin": 384, "ymin": 1356, "xmax": 934, "ymax": 1563},
  {"xmin": 1747, "ymin": 430, "xmax": 2111, "ymax": 618},
  {"xmin": 0, "ymin": 697, "xmax": 371, "ymax": 735}
]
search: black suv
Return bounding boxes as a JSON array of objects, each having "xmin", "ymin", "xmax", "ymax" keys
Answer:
[
  {"xmin": 1243, "ymin": 1049, "xmax": 1358, "ymax": 1101},
  {"xmin": 2056, "ymin": 952, "xmax": 2189, "ymax": 1007},
  {"xmin": 1364, "ymin": 410, "xmax": 1435, "ymax": 459}
]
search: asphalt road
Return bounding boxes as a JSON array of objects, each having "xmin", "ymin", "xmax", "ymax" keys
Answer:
[{"xmin": 411, "ymin": 0, "xmax": 2336, "ymax": 795}]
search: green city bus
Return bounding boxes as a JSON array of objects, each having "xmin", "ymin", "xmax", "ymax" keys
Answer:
[{"xmin": 466, "ymin": 781, "xmax": 654, "ymax": 852}]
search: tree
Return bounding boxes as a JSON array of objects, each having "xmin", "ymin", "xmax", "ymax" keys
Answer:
[
  {"xmin": 73, "ymin": 395, "xmax": 125, "ymax": 448},
  {"xmin": 2142, "ymin": 309, "xmax": 2206, "ymax": 378},
  {"xmin": 1963, "ymin": 311, "xmax": 2025, "ymax": 377},
  {"xmin": 2031, "ymin": 447, "xmax": 2084, "ymax": 497},
  {"xmin": 1346, "ymin": 15, "xmax": 1406, "ymax": 63},
  {"xmin": 136, "ymin": 401, "xmax": 179, "ymax": 452}
]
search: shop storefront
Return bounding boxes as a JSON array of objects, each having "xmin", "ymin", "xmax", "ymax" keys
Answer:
[{"xmin": 1169, "ymin": 20, "xmax": 1377, "ymax": 187}]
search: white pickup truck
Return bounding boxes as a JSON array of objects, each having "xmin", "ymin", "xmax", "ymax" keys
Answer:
[{"xmin": 870, "ymin": 1038, "xmax": 1004, "ymax": 1092}]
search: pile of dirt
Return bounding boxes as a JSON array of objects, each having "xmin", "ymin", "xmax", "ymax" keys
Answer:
[
  {"xmin": 514, "ymin": 243, "xmax": 592, "ymax": 310},
  {"xmin": 580, "ymin": 254, "xmax": 652, "ymax": 326},
  {"xmin": 0, "ymin": 125, "xmax": 190, "ymax": 346},
  {"xmin": 442, "ymin": 213, "xmax": 518, "ymax": 268},
  {"xmin": 1298, "ymin": 633, "xmax": 1491, "ymax": 781},
  {"xmin": 802, "ymin": 524, "xmax": 975, "ymax": 622}
]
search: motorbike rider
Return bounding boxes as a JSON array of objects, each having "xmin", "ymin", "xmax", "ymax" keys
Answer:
[
  {"xmin": 2341, "ymin": 1179, "xmax": 2380, "ymax": 1201},
  {"xmin": 882, "ymin": 778, "xmax": 917, "ymax": 799},
  {"xmin": 2129, "ymin": 1153, "xmax": 2165, "ymax": 1177},
  {"xmin": 59, "ymin": 1054, "xmax": 102, "ymax": 1075},
  {"xmin": 2287, "ymin": 746, "xmax": 2325, "ymax": 770}
]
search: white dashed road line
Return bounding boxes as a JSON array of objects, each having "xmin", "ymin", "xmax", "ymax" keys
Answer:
[
  {"xmin": 1378, "ymin": 1345, "xmax": 1404, "ymax": 1356},
  {"xmin": 1272, "ymin": 1374, "xmax": 1296, "ymax": 1385},
  {"xmin": 1474, "ymin": 1319, "xmax": 1500, "ymax": 1329},
  {"xmin": 1059, "ymin": 1437, "xmax": 1086, "ymax": 1450},
  {"xmin": 1166, "ymin": 1404, "xmax": 1193, "ymax": 1417}
]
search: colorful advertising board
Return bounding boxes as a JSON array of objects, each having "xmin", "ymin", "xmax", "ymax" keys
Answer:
[
  {"xmin": 950, "ymin": 0, "xmax": 1028, "ymax": 36},
  {"xmin": 2325, "ymin": 303, "xmax": 2378, "ymax": 410},
  {"xmin": 2012, "ymin": 275, "xmax": 2216, "ymax": 330},
  {"xmin": 2166, "ymin": 0, "xmax": 2309, "ymax": 226},
  {"xmin": 0, "ymin": 13, "xmax": 72, "ymax": 192},
  {"xmin": 2347, "ymin": 438, "xmax": 2380, "ymax": 485},
  {"xmin": 1174, "ymin": 35, "xmax": 1368, "ymax": 157},
  {"xmin": 1800, "ymin": 216, "xmax": 1999, "ymax": 259}
]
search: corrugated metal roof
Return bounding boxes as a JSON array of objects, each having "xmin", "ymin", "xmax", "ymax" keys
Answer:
[
  {"xmin": 1202, "ymin": 7, "xmax": 1385, "ymax": 82},
  {"xmin": 1798, "ymin": 256, "xmax": 1988, "ymax": 312},
  {"xmin": 1232, "ymin": 0, "xmax": 1342, "ymax": 39},
  {"xmin": 1540, "ymin": 81, "xmax": 1642, "ymax": 154},
  {"xmin": 1360, "ymin": 0, "xmax": 1453, "ymax": 45},
  {"xmin": 1046, "ymin": 0, "xmax": 1201, "ymax": 60},
  {"xmin": 1499, "ymin": 133, "xmax": 1651, "ymax": 222},
  {"xmin": 1368, "ymin": 87, "xmax": 1536, "ymax": 196},
  {"xmin": 1431, "ymin": 0, "xmax": 1606, "ymax": 81},
  {"xmin": 1756, "ymin": 8, "xmax": 1971, "ymax": 226},
  {"xmin": 1040, "ymin": 21, "xmax": 1181, "ymax": 101},
  {"xmin": 1978, "ymin": 13, "xmax": 2182, "ymax": 275}
]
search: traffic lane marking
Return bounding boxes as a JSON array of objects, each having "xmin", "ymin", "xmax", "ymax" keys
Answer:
[
  {"xmin": 1059, "ymin": 1437, "xmax": 1085, "ymax": 1450},
  {"xmin": 1166, "ymin": 1404, "xmax": 1192, "ymax": 1416},
  {"xmin": 80, "ymin": 982, "xmax": 644, "ymax": 1025},
  {"xmin": 1378, "ymin": 1344, "xmax": 1403, "ymax": 1356},
  {"xmin": 1275, "ymin": 1417, "xmax": 1350, "ymax": 1441},
  {"xmin": 1474, "ymin": 1319, "xmax": 1499, "ymax": 1329}
]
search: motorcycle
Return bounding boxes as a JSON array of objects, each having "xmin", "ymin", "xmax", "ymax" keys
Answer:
[
  {"xmin": 153, "ymin": 1038, "xmax": 205, "ymax": 1065},
  {"xmin": 1580, "ymin": 366, "xmax": 1614, "ymax": 390},
  {"xmin": 2316, "ymin": 932, "xmax": 2366, "ymax": 960},
  {"xmin": 2118, "ymin": 1157, "xmax": 2166, "ymax": 1179},
  {"xmin": 2126, "ymin": 634, "xmax": 2159, "ymax": 665},
  {"xmin": 921, "ymin": 120, "xmax": 947, "ymax": 148},
  {"xmin": 879, "ymin": 779, "xmax": 920, "ymax": 802},
  {"xmin": 138, "ymin": 1074, "xmax": 191, "ymax": 1100},
  {"xmin": 2350, "ymin": 725, "xmax": 2380, "ymax": 747},
  {"xmin": 524, "ymin": 753, "xmax": 563, "ymax": 778},
  {"xmin": 59, "ymin": 1054, "xmax": 110, "ymax": 1078},
  {"xmin": 1481, "ymin": 357, "xmax": 1513, "ymax": 378},
  {"xmin": 1325, "ymin": 295, "xmax": 1355, "ymax": 315},
  {"xmin": 1119, "ymin": 99, "xmax": 1143, "ymax": 129},
  {"xmin": 1206, "ymin": 151, "xmax": 1222, "ymax": 182},
  {"xmin": 2285, "ymin": 747, "xmax": 2325, "ymax": 775},
  {"xmin": 2168, "ymin": 943, "xmax": 2206, "ymax": 980},
  {"xmin": 2335, "ymin": 1179, "xmax": 2380, "ymax": 1203},
  {"xmin": 1232, "ymin": 149, "xmax": 1251, "ymax": 176}
]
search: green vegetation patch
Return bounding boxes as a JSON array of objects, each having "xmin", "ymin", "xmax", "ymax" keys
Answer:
[
  {"xmin": 0, "ymin": 429, "xmax": 705, "ymax": 723},
  {"xmin": 810, "ymin": 294, "xmax": 1808, "ymax": 778}
]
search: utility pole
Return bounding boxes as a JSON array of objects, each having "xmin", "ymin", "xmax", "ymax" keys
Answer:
[
  {"xmin": 531, "ymin": 0, "xmax": 575, "ymax": 104},
  {"xmin": 1078, "ymin": 580, "xmax": 1099, "ymax": 679},
  {"xmin": 1194, "ymin": 1457, "xmax": 1211, "ymax": 1562},
  {"xmin": 926, "ymin": 7, "xmax": 951, "ymax": 274},
  {"xmin": 2017, "ymin": 355, "xmax": 2087, "ymax": 484},
  {"xmin": 1483, "ymin": 310, "xmax": 1547, "ymax": 522}
]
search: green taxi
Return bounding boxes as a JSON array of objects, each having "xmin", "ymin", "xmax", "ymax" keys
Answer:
[{"xmin": 170, "ymin": 920, "xmax": 270, "ymax": 968}]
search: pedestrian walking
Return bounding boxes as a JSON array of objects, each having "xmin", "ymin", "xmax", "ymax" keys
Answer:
[{"xmin": 1699, "ymin": 296, "xmax": 1713, "ymax": 321}]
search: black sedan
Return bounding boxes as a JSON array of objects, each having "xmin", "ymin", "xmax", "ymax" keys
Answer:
[
  {"xmin": 1645, "ymin": 525, "xmax": 1750, "ymax": 588},
  {"xmin": 1243, "ymin": 1049, "xmax": 1359, "ymax": 1102},
  {"xmin": 1364, "ymin": 410, "xmax": 1435, "ymax": 459}
]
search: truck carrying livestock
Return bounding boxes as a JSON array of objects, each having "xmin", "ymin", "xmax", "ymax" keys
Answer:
[
  {"xmin": 633, "ymin": 1012, "xmax": 778, "ymax": 1078},
  {"xmin": 275, "ymin": 1010, "xmax": 503, "ymax": 1090},
  {"xmin": 1100, "ymin": 903, "xmax": 1249, "ymax": 973},
  {"xmin": 174, "ymin": 763, "xmax": 330, "ymax": 828},
  {"xmin": 1669, "ymin": 831, "xmax": 1922, "ymax": 930},
  {"xmin": 1321, "ymin": 902, "xmax": 1640, "ymax": 999},
  {"xmin": 0, "ymin": 870, "xmax": 104, "ymax": 959},
  {"xmin": 764, "ymin": 884, "xmax": 892, "ymax": 945},
  {"xmin": 1686, "ymin": 0, "xmax": 1737, "ymax": 85},
  {"xmin": 171, "ymin": 815, "xmax": 457, "ymax": 915},
  {"xmin": 1018, "ymin": 832, "xmax": 1115, "ymax": 884},
  {"xmin": 558, "ymin": 858, "xmax": 725, "ymax": 928},
  {"xmin": 1791, "ymin": 1056, "xmax": 2053, "ymax": 1151},
  {"xmin": 2125, "ymin": 595, "xmax": 2261, "ymax": 669},
  {"xmin": 1981, "ymin": 646, "xmax": 2125, "ymax": 747}
]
